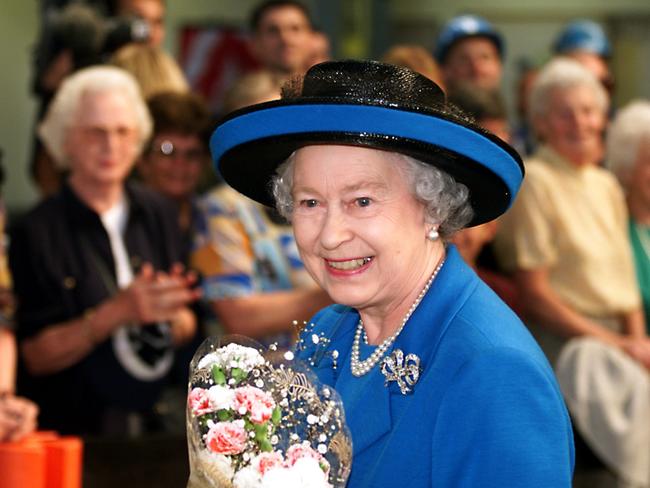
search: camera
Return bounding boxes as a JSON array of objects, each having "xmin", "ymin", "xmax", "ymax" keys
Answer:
[
  {"xmin": 103, "ymin": 14, "xmax": 150, "ymax": 54},
  {"xmin": 33, "ymin": 3, "xmax": 151, "ymax": 96}
]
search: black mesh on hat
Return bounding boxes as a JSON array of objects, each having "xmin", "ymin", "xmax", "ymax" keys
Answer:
[{"xmin": 297, "ymin": 60, "xmax": 446, "ymax": 109}]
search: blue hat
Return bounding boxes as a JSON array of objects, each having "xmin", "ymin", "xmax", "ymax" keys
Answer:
[
  {"xmin": 434, "ymin": 14, "xmax": 504, "ymax": 63},
  {"xmin": 553, "ymin": 20, "xmax": 611, "ymax": 58},
  {"xmin": 210, "ymin": 60, "xmax": 523, "ymax": 226}
]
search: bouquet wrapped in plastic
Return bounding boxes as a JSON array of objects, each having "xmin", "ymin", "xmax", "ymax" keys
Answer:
[{"xmin": 186, "ymin": 337, "xmax": 352, "ymax": 488}]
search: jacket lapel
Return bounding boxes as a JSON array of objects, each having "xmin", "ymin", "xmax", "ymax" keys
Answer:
[
  {"xmin": 334, "ymin": 341, "xmax": 392, "ymax": 458},
  {"xmin": 395, "ymin": 245, "xmax": 479, "ymax": 375}
]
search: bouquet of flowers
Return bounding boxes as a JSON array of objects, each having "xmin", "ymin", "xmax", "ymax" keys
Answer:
[{"xmin": 186, "ymin": 337, "xmax": 352, "ymax": 488}]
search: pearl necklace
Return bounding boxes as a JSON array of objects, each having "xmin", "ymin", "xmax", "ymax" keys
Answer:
[{"xmin": 350, "ymin": 258, "xmax": 445, "ymax": 377}]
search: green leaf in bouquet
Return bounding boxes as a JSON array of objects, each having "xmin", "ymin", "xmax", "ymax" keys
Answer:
[
  {"xmin": 231, "ymin": 367, "xmax": 246, "ymax": 384},
  {"xmin": 212, "ymin": 365, "xmax": 226, "ymax": 385},
  {"xmin": 253, "ymin": 422, "xmax": 268, "ymax": 437},
  {"xmin": 271, "ymin": 406, "xmax": 282, "ymax": 426},
  {"xmin": 216, "ymin": 409, "xmax": 233, "ymax": 421},
  {"xmin": 253, "ymin": 422, "xmax": 271, "ymax": 450},
  {"xmin": 259, "ymin": 438, "xmax": 273, "ymax": 452}
]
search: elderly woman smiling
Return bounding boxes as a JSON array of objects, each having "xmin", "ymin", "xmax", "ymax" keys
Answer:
[
  {"xmin": 10, "ymin": 66, "xmax": 198, "ymax": 436},
  {"xmin": 494, "ymin": 58, "xmax": 650, "ymax": 486},
  {"xmin": 494, "ymin": 58, "xmax": 648, "ymax": 364},
  {"xmin": 209, "ymin": 60, "xmax": 574, "ymax": 487}
]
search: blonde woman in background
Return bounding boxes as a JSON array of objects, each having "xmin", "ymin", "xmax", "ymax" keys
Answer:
[
  {"xmin": 110, "ymin": 44, "xmax": 189, "ymax": 100},
  {"xmin": 382, "ymin": 44, "xmax": 445, "ymax": 89},
  {"xmin": 220, "ymin": 70, "xmax": 282, "ymax": 115}
]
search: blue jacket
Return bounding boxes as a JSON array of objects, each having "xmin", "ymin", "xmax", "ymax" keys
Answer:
[{"xmin": 296, "ymin": 246, "xmax": 574, "ymax": 487}]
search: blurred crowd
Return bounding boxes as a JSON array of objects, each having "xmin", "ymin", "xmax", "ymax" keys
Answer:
[{"xmin": 2, "ymin": 0, "xmax": 650, "ymax": 486}]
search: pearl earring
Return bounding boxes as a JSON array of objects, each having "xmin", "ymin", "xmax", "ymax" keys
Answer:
[{"xmin": 427, "ymin": 228, "xmax": 439, "ymax": 241}]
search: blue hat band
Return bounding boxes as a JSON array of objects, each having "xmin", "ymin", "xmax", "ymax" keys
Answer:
[{"xmin": 211, "ymin": 103, "xmax": 523, "ymax": 201}]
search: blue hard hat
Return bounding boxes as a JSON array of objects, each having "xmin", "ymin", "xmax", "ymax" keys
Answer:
[
  {"xmin": 434, "ymin": 14, "xmax": 504, "ymax": 63},
  {"xmin": 553, "ymin": 20, "xmax": 611, "ymax": 58}
]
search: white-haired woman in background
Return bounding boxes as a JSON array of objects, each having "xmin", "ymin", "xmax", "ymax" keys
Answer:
[
  {"xmin": 495, "ymin": 57, "xmax": 649, "ymax": 366},
  {"xmin": 608, "ymin": 101, "xmax": 650, "ymax": 335},
  {"xmin": 495, "ymin": 58, "xmax": 650, "ymax": 487},
  {"xmin": 9, "ymin": 66, "xmax": 198, "ymax": 436}
]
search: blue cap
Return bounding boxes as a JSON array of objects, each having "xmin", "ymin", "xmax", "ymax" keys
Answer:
[
  {"xmin": 434, "ymin": 14, "xmax": 504, "ymax": 63},
  {"xmin": 553, "ymin": 20, "xmax": 611, "ymax": 58}
]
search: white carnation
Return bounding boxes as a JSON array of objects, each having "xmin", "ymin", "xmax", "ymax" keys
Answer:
[
  {"xmin": 198, "ymin": 344, "xmax": 265, "ymax": 372},
  {"xmin": 292, "ymin": 457, "xmax": 332, "ymax": 488},
  {"xmin": 261, "ymin": 466, "xmax": 301, "ymax": 488},
  {"xmin": 207, "ymin": 385, "xmax": 236, "ymax": 410},
  {"xmin": 197, "ymin": 352, "xmax": 220, "ymax": 370},
  {"xmin": 233, "ymin": 466, "xmax": 261, "ymax": 488}
]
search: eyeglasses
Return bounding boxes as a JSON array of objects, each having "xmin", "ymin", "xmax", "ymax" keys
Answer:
[
  {"xmin": 78, "ymin": 126, "xmax": 139, "ymax": 146},
  {"xmin": 150, "ymin": 140, "xmax": 207, "ymax": 164}
]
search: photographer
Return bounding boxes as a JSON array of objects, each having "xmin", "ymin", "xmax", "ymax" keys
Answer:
[{"xmin": 33, "ymin": 0, "xmax": 165, "ymax": 105}]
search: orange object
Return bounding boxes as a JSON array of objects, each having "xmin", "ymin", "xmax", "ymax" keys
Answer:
[
  {"xmin": 0, "ymin": 432, "xmax": 82, "ymax": 488},
  {"xmin": 0, "ymin": 439, "xmax": 46, "ymax": 488},
  {"xmin": 43, "ymin": 437, "xmax": 83, "ymax": 488}
]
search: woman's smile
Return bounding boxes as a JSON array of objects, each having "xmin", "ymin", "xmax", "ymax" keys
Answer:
[{"xmin": 326, "ymin": 256, "xmax": 374, "ymax": 273}]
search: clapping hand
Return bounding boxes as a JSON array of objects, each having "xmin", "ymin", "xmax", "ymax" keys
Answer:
[{"xmin": 117, "ymin": 262, "xmax": 200, "ymax": 325}]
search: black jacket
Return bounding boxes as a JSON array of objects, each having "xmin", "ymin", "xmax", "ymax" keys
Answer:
[{"xmin": 10, "ymin": 181, "xmax": 185, "ymax": 435}]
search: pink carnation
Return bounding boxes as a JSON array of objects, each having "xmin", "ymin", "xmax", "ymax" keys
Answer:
[
  {"xmin": 205, "ymin": 420, "xmax": 247, "ymax": 455},
  {"xmin": 252, "ymin": 451, "xmax": 284, "ymax": 475},
  {"xmin": 188, "ymin": 387, "xmax": 214, "ymax": 416},
  {"xmin": 233, "ymin": 386, "xmax": 276, "ymax": 424},
  {"xmin": 285, "ymin": 443, "xmax": 322, "ymax": 467}
]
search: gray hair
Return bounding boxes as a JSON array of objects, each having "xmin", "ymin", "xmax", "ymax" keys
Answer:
[
  {"xmin": 38, "ymin": 65, "xmax": 152, "ymax": 169},
  {"xmin": 606, "ymin": 100, "xmax": 650, "ymax": 188},
  {"xmin": 528, "ymin": 57, "xmax": 609, "ymax": 136},
  {"xmin": 271, "ymin": 150, "xmax": 474, "ymax": 238}
]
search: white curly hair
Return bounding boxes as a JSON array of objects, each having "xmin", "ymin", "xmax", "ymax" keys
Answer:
[
  {"xmin": 528, "ymin": 57, "xmax": 609, "ymax": 138},
  {"xmin": 38, "ymin": 65, "xmax": 152, "ymax": 169}
]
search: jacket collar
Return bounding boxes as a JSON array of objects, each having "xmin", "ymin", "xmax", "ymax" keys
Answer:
[
  {"xmin": 62, "ymin": 179, "xmax": 147, "ymax": 228},
  {"xmin": 535, "ymin": 144, "xmax": 591, "ymax": 176},
  {"xmin": 328, "ymin": 245, "xmax": 479, "ymax": 457}
]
